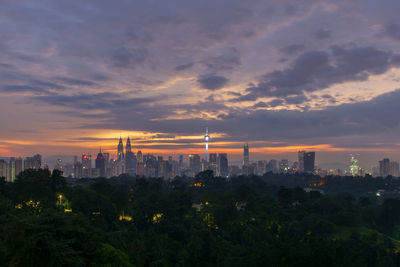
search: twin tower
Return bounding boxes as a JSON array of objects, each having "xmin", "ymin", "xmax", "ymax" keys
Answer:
[{"xmin": 117, "ymin": 136, "xmax": 132, "ymax": 160}]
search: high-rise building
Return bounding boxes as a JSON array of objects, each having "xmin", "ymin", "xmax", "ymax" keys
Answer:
[
  {"xmin": 257, "ymin": 160, "xmax": 266, "ymax": 175},
  {"xmin": 304, "ymin": 152, "xmax": 315, "ymax": 173},
  {"xmin": 204, "ymin": 128, "xmax": 210, "ymax": 162},
  {"xmin": 298, "ymin": 151, "xmax": 315, "ymax": 173},
  {"xmin": 54, "ymin": 159, "xmax": 64, "ymax": 173},
  {"xmin": 82, "ymin": 154, "xmax": 92, "ymax": 178},
  {"xmin": 0, "ymin": 160, "xmax": 9, "ymax": 181},
  {"xmin": 209, "ymin": 153, "xmax": 217, "ymax": 175},
  {"xmin": 379, "ymin": 158, "xmax": 390, "ymax": 177},
  {"xmin": 118, "ymin": 137, "xmax": 124, "ymax": 161},
  {"xmin": 15, "ymin": 157, "xmax": 24, "ymax": 177},
  {"xmin": 298, "ymin": 151, "xmax": 305, "ymax": 172},
  {"xmin": 25, "ymin": 154, "xmax": 42, "ymax": 170},
  {"xmin": 390, "ymin": 161, "xmax": 399, "ymax": 177},
  {"xmin": 279, "ymin": 159, "xmax": 289, "ymax": 173},
  {"xmin": 189, "ymin": 154, "xmax": 201, "ymax": 175},
  {"xmin": 137, "ymin": 150, "xmax": 143, "ymax": 163},
  {"xmin": 243, "ymin": 143, "xmax": 249, "ymax": 166},
  {"xmin": 95, "ymin": 149, "xmax": 106, "ymax": 177},
  {"xmin": 217, "ymin": 153, "xmax": 228, "ymax": 177},
  {"xmin": 9, "ymin": 158, "xmax": 15, "ymax": 182},
  {"xmin": 125, "ymin": 137, "xmax": 136, "ymax": 176},
  {"xmin": 349, "ymin": 155, "xmax": 360, "ymax": 176},
  {"xmin": 266, "ymin": 160, "xmax": 278, "ymax": 173},
  {"xmin": 73, "ymin": 156, "xmax": 82, "ymax": 178}
]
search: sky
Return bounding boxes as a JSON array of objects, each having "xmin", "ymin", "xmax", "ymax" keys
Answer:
[{"xmin": 1, "ymin": 0, "xmax": 400, "ymax": 169}]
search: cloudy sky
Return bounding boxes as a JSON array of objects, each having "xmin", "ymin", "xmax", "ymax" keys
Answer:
[{"xmin": 1, "ymin": 0, "xmax": 400, "ymax": 168}]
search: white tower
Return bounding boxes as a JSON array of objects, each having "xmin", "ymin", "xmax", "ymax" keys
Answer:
[{"xmin": 204, "ymin": 128, "xmax": 210, "ymax": 162}]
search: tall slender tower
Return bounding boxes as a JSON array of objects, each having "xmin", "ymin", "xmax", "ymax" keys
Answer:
[
  {"xmin": 204, "ymin": 128, "xmax": 210, "ymax": 162},
  {"xmin": 118, "ymin": 137, "xmax": 124, "ymax": 160},
  {"xmin": 126, "ymin": 137, "xmax": 131, "ymax": 154},
  {"xmin": 243, "ymin": 143, "xmax": 249, "ymax": 166}
]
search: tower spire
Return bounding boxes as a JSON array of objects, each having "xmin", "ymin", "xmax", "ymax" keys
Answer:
[{"xmin": 204, "ymin": 127, "xmax": 210, "ymax": 162}]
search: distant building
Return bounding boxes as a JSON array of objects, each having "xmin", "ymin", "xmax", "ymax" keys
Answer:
[
  {"xmin": 0, "ymin": 160, "xmax": 9, "ymax": 181},
  {"xmin": 217, "ymin": 153, "xmax": 228, "ymax": 177},
  {"xmin": 279, "ymin": 159, "xmax": 289, "ymax": 173},
  {"xmin": 95, "ymin": 150, "xmax": 106, "ymax": 177},
  {"xmin": 117, "ymin": 137, "xmax": 124, "ymax": 160},
  {"xmin": 15, "ymin": 157, "xmax": 24, "ymax": 178},
  {"xmin": 9, "ymin": 158, "xmax": 15, "ymax": 182},
  {"xmin": 208, "ymin": 153, "xmax": 217, "ymax": 174},
  {"xmin": 257, "ymin": 160, "xmax": 266, "ymax": 175},
  {"xmin": 379, "ymin": 158, "xmax": 390, "ymax": 177},
  {"xmin": 266, "ymin": 160, "xmax": 278, "ymax": 173},
  {"xmin": 298, "ymin": 151, "xmax": 305, "ymax": 172},
  {"xmin": 242, "ymin": 163, "xmax": 256, "ymax": 175},
  {"xmin": 25, "ymin": 154, "xmax": 41, "ymax": 170},
  {"xmin": 349, "ymin": 155, "xmax": 361, "ymax": 176},
  {"xmin": 390, "ymin": 161, "xmax": 399, "ymax": 177},
  {"xmin": 125, "ymin": 137, "xmax": 136, "ymax": 176},
  {"xmin": 82, "ymin": 154, "xmax": 92, "ymax": 178},
  {"xmin": 189, "ymin": 154, "xmax": 201, "ymax": 175},
  {"xmin": 137, "ymin": 150, "xmax": 143, "ymax": 163},
  {"xmin": 54, "ymin": 159, "xmax": 64, "ymax": 173},
  {"xmin": 298, "ymin": 151, "xmax": 315, "ymax": 173},
  {"xmin": 243, "ymin": 143, "xmax": 249, "ymax": 166}
]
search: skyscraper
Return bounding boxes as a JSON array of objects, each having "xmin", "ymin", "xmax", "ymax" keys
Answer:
[
  {"xmin": 304, "ymin": 152, "xmax": 315, "ymax": 173},
  {"xmin": 118, "ymin": 137, "xmax": 124, "ymax": 161},
  {"xmin": 82, "ymin": 154, "xmax": 92, "ymax": 178},
  {"xmin": 137, "ymin": 150, "xmax": 143, "ymax": 163},
  {"xmin": 209, "ymin": 153, "xmax": 217, "ymax": 174},
  {"xmin": 9, "ymin": 158, "xmax": 15, "ymax": 182},
  {"xmin": 390, "ymin": 161, "xmax": 399, "ymax": 177},
  {"xmin": 189, "ymin": 154, "xmax": 201, "ymax": 175},
  {"xmin": 0, "ymin": 160, "xmax": 9, "ymax": 181},
  {"xmin": 204, "ymin": 128, "xmax": 210, "ymax": 162},
  {"xmin": 243, "ymin": 143, "xmax": 249, "ymax": 166},
  {"xmin": 279, "ymin": 159, "xmax": 289, "ymax": 173},
  {"xmin": 217, "ymin": 153, "xmax": 228, "ymax": 177},
  {"xmin": 125, "ymin": 137, "xmax": 136, "ymax": 176},
  {"xmin": 349, "ymin": 155, "xmax": 360, "ymax": 176},
  {"xmin": 25, "ymin": 154, "xmax": 42, "ymax": 170},
  {"xmin": 95, "ymin": 149, "xmax": 106, "ymax": 177},
  {"xmin": 379, "ymin": 158, "xmax": 390, "ymax": 177},
  {"xmin": 298, "ymin": 151, "xmax": 305, "ymax": 172},
  {"xmin": 15, "ymin": 157, "xmax": 24, "ymax": 177},
  {"xmin": 298, "ymin": 151, "xmax": 315, "ymax": 173}
]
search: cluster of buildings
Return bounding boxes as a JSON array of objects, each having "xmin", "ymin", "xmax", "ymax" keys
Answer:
[
  {"xmin": 58, "ymin": 136, "xmax": 229, "ymax": 179},
  {"xmin": 377, "ymin": 158, "xmax": 399, "ymax": 177},
  {"xmin": 0, "ymin": 154, "xmax": 42, "ymax": 182},
  {"xmin": 2, "ymin": 129, "xmax": 400, "ymax": 180}
]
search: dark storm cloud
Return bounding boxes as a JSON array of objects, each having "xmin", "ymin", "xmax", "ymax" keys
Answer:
[
  {"xmin": 55, "ymin": 77, "xmax": 95, "ymax": 86},
  {"xmin": 198, "ymin": 75, "xmax": 229, "ymax": 90},
  {"xmin": 238, "ymin": 46, "xmax": 395, "ymax": 101},
  {"xmin": 33, "ymin": 93, "xmax": 158, "ymax": 110},
  {"xmin": 118, "ymin": 89, "xmax": 400, "ymax": 142},
  {"xmin": 201, "ymin": 52, "xmax": 241, "ymax": 72},
  {"xmin": 279, "ymin": 44, "xmax": 305, "ymax": 55},
  {"xmin": 314, "ymin": 28, "xmax": 331, "ymax": 39},
  {"xmin": 2, "ymin": 85, "xmax": 47, "ymax": 93},
  {"xmin": 174, "ymin": 63, "xmax": 194, "ymax": 71},
  {"xmin": 111, "ymin": 47, "xmax": 148, "ymax": 68},
  {"xmin": 383, "ymin": 23, "xmax": 400, "ymax": 41}
]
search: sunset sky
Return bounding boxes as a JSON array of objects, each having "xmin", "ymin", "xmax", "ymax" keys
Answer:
[{"xmin": 1, "ymin": 0, "xmax": 400, "ymax": 168}]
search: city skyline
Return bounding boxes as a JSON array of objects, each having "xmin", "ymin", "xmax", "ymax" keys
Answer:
[{"xmin": 1, "ymin": 1, "xmax": 400, "ymax": 167}]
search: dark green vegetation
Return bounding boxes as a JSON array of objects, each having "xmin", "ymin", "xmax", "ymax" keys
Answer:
[{"xmin": 0, "ymin": 169, "xmax": 400, "ymax": 266}]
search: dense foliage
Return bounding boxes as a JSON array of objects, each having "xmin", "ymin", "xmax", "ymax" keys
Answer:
[{"xmin": 0, "ymin": 169, "xmax": 400, "ymax": 266}]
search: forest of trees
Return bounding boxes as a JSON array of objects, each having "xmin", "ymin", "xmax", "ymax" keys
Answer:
[{"xmin": 0, "ymin": 169, "xmax": 400, "ymax": 266}]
